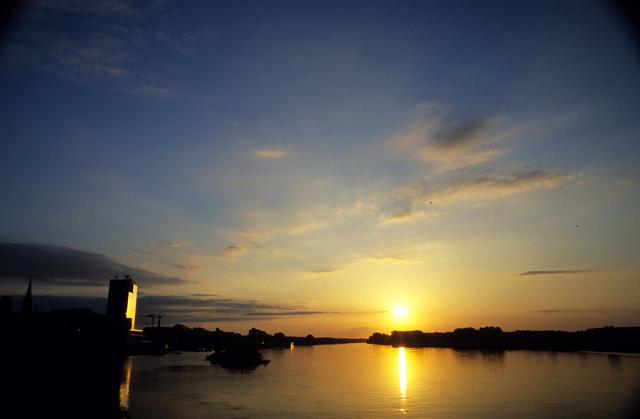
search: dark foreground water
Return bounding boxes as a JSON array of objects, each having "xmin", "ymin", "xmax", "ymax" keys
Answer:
[{"xmin": 122, "ymin": 343, "xmax": 640, "ymax": 418}]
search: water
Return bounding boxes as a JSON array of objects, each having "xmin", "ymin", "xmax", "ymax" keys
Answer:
[{"xmin": 122, "ymin": 343, "xmax": 640, "ymax": 418}]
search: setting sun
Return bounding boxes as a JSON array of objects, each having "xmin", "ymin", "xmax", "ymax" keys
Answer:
[{"xmin": 393, "ymin": 306, "xmax": 408, "ymax": 319}]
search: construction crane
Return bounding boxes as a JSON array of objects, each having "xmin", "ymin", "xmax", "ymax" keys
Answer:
[{"xmin": 144, "ymin": 313, "xmax": 192, "ymax": 327}]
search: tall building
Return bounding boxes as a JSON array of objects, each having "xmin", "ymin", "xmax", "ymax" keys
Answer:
[{"xmin": 106, "ymin": 276, "xmax": 138, "ymax": 330}]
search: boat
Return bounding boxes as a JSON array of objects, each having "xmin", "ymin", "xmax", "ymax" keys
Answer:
[{"xmin": 206, "ymin": 347, "xmax": 270, "ymax": 369}]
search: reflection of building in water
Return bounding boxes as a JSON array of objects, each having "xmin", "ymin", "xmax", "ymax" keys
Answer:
[
  {"xmin": 119, "ymin": 357, "xmax": 132, "ymax": 410},
  {"xmin": 107, "ymin": 276, "xmax": 138, "ymax": 330}
]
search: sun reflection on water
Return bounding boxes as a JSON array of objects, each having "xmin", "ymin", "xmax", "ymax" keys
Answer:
[{"xmin": 398, "ymin": 347, "xmax": 407, "ymax": 400}]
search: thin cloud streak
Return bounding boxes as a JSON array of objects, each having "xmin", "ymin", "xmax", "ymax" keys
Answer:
[
  {"xmin": 308, "ymin": 267, "xmax": 343, "ymax": 274},
  {"xmin": 12, "ymin": 294, "xmax": 381, "ymax": 326},
  {"xmin": 533, "ymin": 309, "xmax": 604, "ymax": 313},
  {"xmin": 431, "ymin": 171, "xmax": 570, "ymax": 204},
  {"xmin": 253, "ymin": 148, "xmax": 291, "ymax": 159},
  {"xmin": 520, "ymin": 269, "xmax": 599, "ymax": 276},
  {"xmin": 381, "ymin": 170, "xmax": 569, "ymax": 224},
  {"xmin": 160, "ymin": 241, "xmax": 193, "ymax": 250}
]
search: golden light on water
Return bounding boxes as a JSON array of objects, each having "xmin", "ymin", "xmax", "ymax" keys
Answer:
[
  {"xmin": 398, "ymin": 347, "xmax": 407, "ymax": 400},
  {"xmin": 119, "ymin": 357, "xmax": 132, "ymax": 410}
]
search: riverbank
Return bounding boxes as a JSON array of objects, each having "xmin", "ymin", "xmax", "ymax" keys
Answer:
[{"xmin": 367, "ymin": 326, "xmax": 640, "ymax": 353}]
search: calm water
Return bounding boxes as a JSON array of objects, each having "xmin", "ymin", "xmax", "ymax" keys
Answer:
[{"xmin": 122, "ymin": 343, "xmax": 640, "ymax": 418}]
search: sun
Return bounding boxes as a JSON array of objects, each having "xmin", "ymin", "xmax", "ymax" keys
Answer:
[{"xmin": 393, "ymin": 306, "xmax": 408, "ymax": 318}]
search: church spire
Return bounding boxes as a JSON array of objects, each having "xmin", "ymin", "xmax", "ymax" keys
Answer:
[{"xmin": 20, "ymin": 278, "xmax": 32, "ymax": 315}]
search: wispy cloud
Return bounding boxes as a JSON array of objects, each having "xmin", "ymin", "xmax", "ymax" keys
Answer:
[
  {"xmin": 160, "ymin": 241, "xmax": 193, "ymax": 250},
  {"xmin": 307, "ymin": 267, "xmax": 343, "ymax": 274},
  {"xmin": 253, "ymin": 148, "xmax": 291, "ymax": 159},
  {"xmin": 380, "ymin": 170, "xmax": 569, "ymax": 225},
  {"xmin": 236, "ymin": 229, "xmax": 270, "ymax": 246},
  {"xmin": 337, "ymin": 200, "xmax": 377, "ymax": 217},
  {"xmin": 290, "ymin": 223, "xmax": 316, "ymax": 235},
  {"xmin": 532, "ymin": 308, "xmax": 604, "ymax": 314},
  {"xmin": 172, "ymin": 263, "xmax": 201, "ymax": 273},
  {"xmin": 359, "ymin": 253, "xmax": 415, "ymax": 264},
  {"xmin": 219, "ymin": 245, "xmax": 246, "ymax": 261},
  {"xmin": 390, "ymin": 102, "xmax": 511, "ymax": 170},
  {"xmin": 4, "ymin": 1, "xmax": 181, "ymax": 97},
  {"xmin": 520, "ymin": 269, "xmax": 599, "ymax": 276},
  {"xmin": 0, "ymin": 242, "xmax": 188, "ymax": 286},
  {"xmin": 380, "ymin": 209, "xmax": 434, "ymax": 224},
  {"xmin": 430, "ymin": 171, "xmax": 570, "ymax": 204}
]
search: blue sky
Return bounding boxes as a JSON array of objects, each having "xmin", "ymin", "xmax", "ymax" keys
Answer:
[{"xmin": 0, "ymin": 0, "xmax": 639, "ymax": 336}]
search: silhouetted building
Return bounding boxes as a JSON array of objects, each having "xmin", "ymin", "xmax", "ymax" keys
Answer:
[
  {"xmin": 20, "ymin": 278, "xmax": 32, "ymax": 315},
  {"xmin": 0, "ymin": 295, "xmax": 11, "ymax": 314},
  {"xmin": 106, "ymin": 276, "xmax": 137, "ymax": 330}
]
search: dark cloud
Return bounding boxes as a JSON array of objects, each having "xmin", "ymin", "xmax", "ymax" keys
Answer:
[
  {"xmin": 138, "ymin": 295, "xmax": 289, "ymax": 311},
  {"xmin": 431, "ymin": 118, "xmax": 494, "ymax": 150},
  {"xmin": 391, "ymin": 103, "xmax": 507, "ymax": 169},
  {"xmin": 219, "ymin": 245, "xmax": 246, "ymax": 260},
  {"xmin": 520, "ymin": 269, "xmax": 598, "ymax": 276},
  {"xmin": 0, "ymin": 242, "xmax": 188, "ymax": 286},
  {"xmin": 0, "ymin": 293, "xmax": 374, "ymax": 325},
  {"xmin": 244, "ymin": 310, "xmax": 335, "ymax": 317}
]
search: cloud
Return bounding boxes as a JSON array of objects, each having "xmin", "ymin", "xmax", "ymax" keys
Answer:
[
  {"xmin": 430, "ymin": 171, "xmax": 570, "ymax": 204},
  {"xmin": 0, "ymin": 242, "xmax": 188, "ymax": 286},
  {"xmin": 307, "ymin": 267, "xmax": 343, "ymax": 274},
  {"xmin": 390, "ymin": 102, "xmax": 511, "ymax": 170},
  {"xmin": 337, "ymin": 200, "xmax": 377, "ymax": 217},
  {"xmin": 172, "ymin": 263, "xmax": 201, "ymax": 273},
  {"xmin": 520, "ymin": 269, "xmax": 599, "ymax": 276},
  {"xmin": 532, "ymin": 309, "xmax": 604, "ymax": 314},
  {"xmin": 159, "ymin": 241, "xmax": 193, "ymax": 250},
  {"xmin": 3, "ymin": 293, "xmax": 380, "ymax": 325},
  {"xmin": 236, "ymin": 229, "xmax": 270, "ymax": 247},
  {"xmin": 219, "ymin": 245, "xmax": 246, "ymax": 261},
  {"xmin": 135, "ymin": 295, "xmax": 340, "ymax": 323},
  {"xmin": 290, "ymin": 223, "xmax": 316, "ymax": 235},
  {"xmin": 253, "ymin": 148, "xmax": 291, "ymax": 159},
  {"xmin": 380, "ymin": 209, "xmax": 434, "ymax": 224},
  {"xmin": 359, "ymin": 254, "xmax": 415, "ymax": 264},
  {"xmin": 4, "ymin": 2, "xmax": 178, "ymax": 98},
  {"xmin": 380, "ymin": 170, "xmax": 568, "ymax": 225}
]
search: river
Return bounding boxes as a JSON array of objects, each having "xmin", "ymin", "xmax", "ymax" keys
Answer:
[{"xmin": 121, "ymin": 343, "xmax": 640, "ymax": 418}]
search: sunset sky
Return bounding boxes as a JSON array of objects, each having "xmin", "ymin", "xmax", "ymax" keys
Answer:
[{"xmin": 1, "ymin": 0, "xmax": 639, "ymax": 337}]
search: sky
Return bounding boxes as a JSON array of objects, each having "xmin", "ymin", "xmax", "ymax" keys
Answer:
[{"xmin": 1, "ymin": 0, "xmax": 639, "ymax": 337}]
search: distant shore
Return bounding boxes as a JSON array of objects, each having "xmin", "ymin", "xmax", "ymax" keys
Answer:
[{"xmin": 367, "ymin": 326, "xmax": 640, "ymax": 353}]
